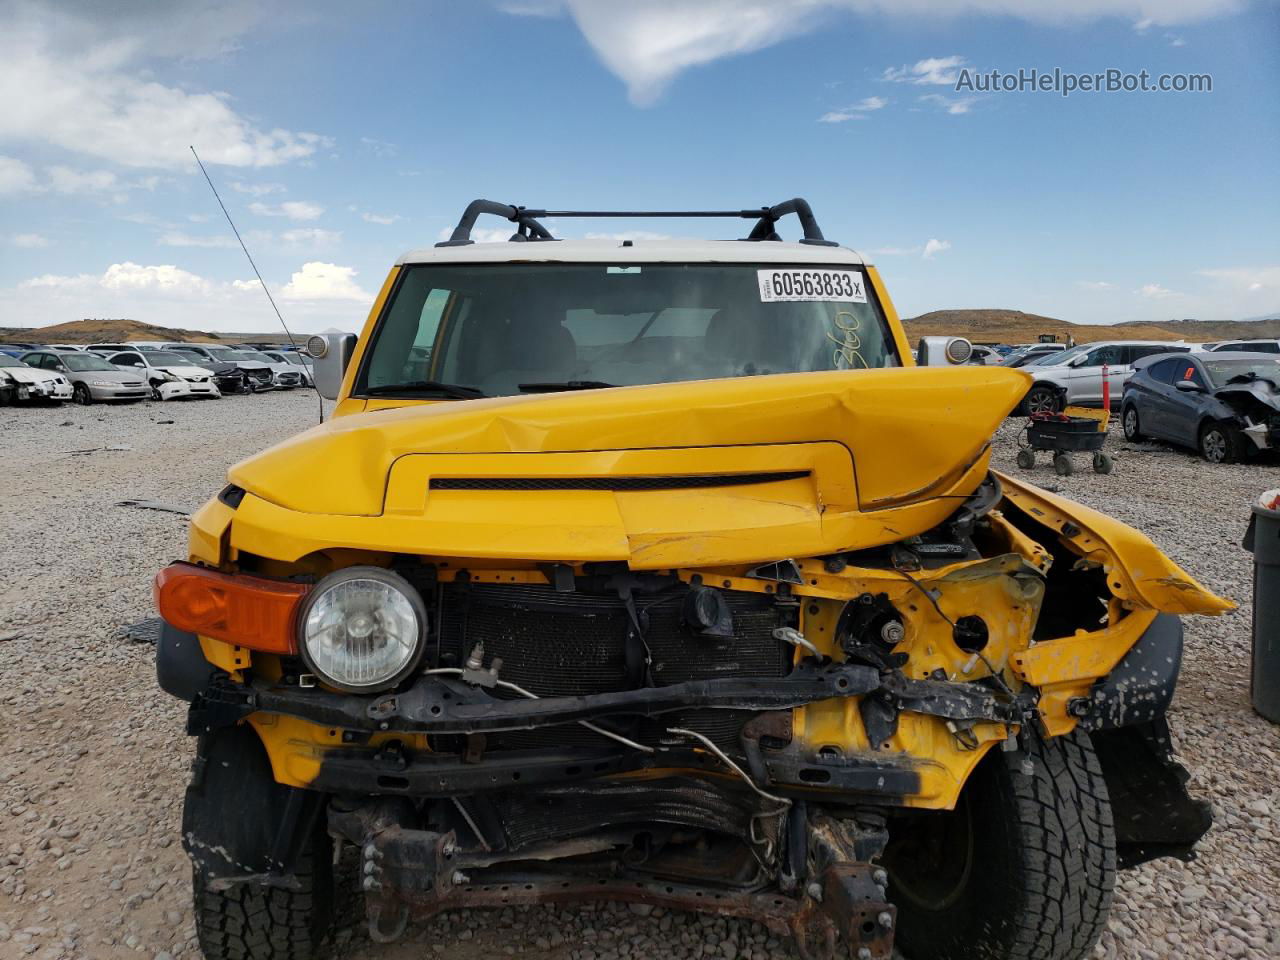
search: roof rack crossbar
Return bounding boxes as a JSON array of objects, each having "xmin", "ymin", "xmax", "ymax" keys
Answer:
[{"xmin": 435, "ymin": 197, "xmax": 838, "ymax": 247}]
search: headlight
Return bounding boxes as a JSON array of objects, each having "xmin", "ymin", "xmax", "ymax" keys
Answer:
[
  {"xmin": 945, "ymin": 337, "xmax": 974, "ymax": 364},
  {"xmin": 298, "ymin": 567, "xmax": 425, "ymax": 692}
]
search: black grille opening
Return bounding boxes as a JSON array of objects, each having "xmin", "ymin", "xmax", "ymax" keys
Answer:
[
  {"xmin": 435, "ymin": 581, "xmax": 791, "ymax": 753},
  {"xmin": 429, "ymin": 471, "xmax": 809, "ymax": 492}
]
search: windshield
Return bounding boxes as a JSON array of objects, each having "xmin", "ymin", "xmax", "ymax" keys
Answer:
[
  {"xmin": 357, "ymin": 263, "xmax": 897, "ymax": 398},
  {"xmin": 63, "ymin": 354, "xmax": 117, "ymax": 372},
  {"xmin": 221, "ymin": 350, "xmax": 263, "ymax": 362},
  {"xmin": 1204, "ymin": 357, "xmax": 1280, "ymax": 386},
  {"xmin": 1032, "ymin": 346, "xmax": 1086, "ymax": 367},
  {"xmin": 240, "ymin": 351, "xmax": 277, "ymax": 363},
  {"xmin": 0, "ymin": 355, "xmax": 25, "ymax": 367},
  {"xmin": 146, "ymin": 351, "xmax": 194, "ymax": 365}
]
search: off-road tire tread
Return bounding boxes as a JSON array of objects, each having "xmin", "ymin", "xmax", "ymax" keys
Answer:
[
  {"xmin": 192, "ymin": 844, "xmax": 327, "ymax": 960},
  {"xmin": 997, "ymin": 731, "xmax": 1117, "ymax": 960}
]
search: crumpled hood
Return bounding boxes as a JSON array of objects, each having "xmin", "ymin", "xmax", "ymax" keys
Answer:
[
  {"xmin": 1215, "ymin": 378, "xmax": 1280, "ymax": 408},
  {"xmin": 230, "ymin": 367, "xmax": 1029, "ymax": 520},
  {"xmin": 2, "ymin": 366, "xmax": 61, "ymax": 385}
]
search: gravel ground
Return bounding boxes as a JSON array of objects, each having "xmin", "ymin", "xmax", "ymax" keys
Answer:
[{"xmin": 0, "ymin": 391, "xmax": 1277, "ymax": 960}]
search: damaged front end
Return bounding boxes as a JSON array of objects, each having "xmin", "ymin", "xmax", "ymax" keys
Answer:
[{"xmin": 158, "ymin": 369, "xmax": 1229, "ymax": 959}]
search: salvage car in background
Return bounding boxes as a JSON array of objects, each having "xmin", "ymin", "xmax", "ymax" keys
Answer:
[
  {"xmin": 0, "ymin": 353, "xmax": 73, "ymax": 403},
  {"xmin": 1017, "ymin": 340, "xmax": 1191, "ymax": 414},
  {"xmin": 1208, "ymin": 338, "xmax": 1280, "ymax": 355},
  {"xmin": 153, "ymin": 198, "xmax": 1229, "ymax": 960},
  {"xmin": 999, "ymin": 342, "xmax": 1065, "ymax": 367},
  {"xmin": 1123, "ymin": 351, "xmax": 1280, "ymax": 462},
  {"xmin": 262, "ymin": 349, "xmax": 315, "ymax": 386},
  {"xmin": 19, "ymin": 349, "xmax": 148, "ymax": 404},
  {"xmin": 163, "ymin": 343, "xmax": 275, "ymax": 392},
  {"xmin": 106, "ymin": 350, "xmax": 220, "ymax": 401},
  {"xmin": 237, "ymin": 348, "xmax": 303, "ymax": 389}
]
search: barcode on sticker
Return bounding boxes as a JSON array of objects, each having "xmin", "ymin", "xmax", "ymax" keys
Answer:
[{"xmin": 758, "ymin": 269, "xmax": 867, "ymax": 303}]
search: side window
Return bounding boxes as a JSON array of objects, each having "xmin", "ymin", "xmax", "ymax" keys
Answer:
[
  {"xmin": 1175, "ymin": 361, "xmax": 1206, "ymax": 387},
  {"xmin": 1145, "ymin": 359, "xmax": 1179, "ymax": 384},
  {"xmin": 1085, "ymin": 345, "xmax": 1121, "ymax": 366},
  {"xmin": 366, "ymin": 273, "xmax": 454, "ymax": 387},
  {"xmin": 116, "ymin": 353, "xmax": 141, "ymax": 367},
  {"xmin": 1130, "ymin": 345, "xmax": 1174, "ymax": 363},
  {"xmin": 1246, "ymin": 342, "xmax": 1280, "ymax": 354}
]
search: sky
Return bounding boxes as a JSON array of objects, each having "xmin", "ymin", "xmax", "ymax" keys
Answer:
[{"xmin": 0, "ymin": 0, "xmax": 1277, "ymax": 334}]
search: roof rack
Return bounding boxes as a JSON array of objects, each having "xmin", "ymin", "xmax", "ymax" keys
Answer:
[{"xmin": 435, "ymin": 197, "xmax": 838, "ymax": 248}]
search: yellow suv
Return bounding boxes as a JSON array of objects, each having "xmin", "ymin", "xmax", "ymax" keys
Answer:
[{"xmin": 155, "ymin": 199, "xmax": 1228, "ymax": 960}]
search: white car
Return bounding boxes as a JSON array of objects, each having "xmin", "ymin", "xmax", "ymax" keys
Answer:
[
  {"xmin": 0, "ymin": 354, "xmax": 74, "ymax": 403},
  {"xmin": 262, "ymin": 349, "xmax": 314, "ymax": 386},
  {"xmin": 1018, "ymin": 340, "xmax": 1192, "ymax": 413},
  {"xmin": 236, "ymin": 349, "xmax": 303, "ymax": 389},
  {"xmin": 105, "ymin": 349, "xmax": 221, "ymax": 400}
]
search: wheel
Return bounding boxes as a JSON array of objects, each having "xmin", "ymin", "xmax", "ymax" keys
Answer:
[
  {"xmin": 1015, "ymin": 449, "xmax": 1035, "ymax": 470},
  {"xmin": 1053, "ymin": 453, "xmax": 1073, "ymax": 476},
  {"xmin": 72, "ymin": 383, "xmax": 93, "ymax": 405},
  {"xmin": 1093, "ymin": 451, "xmax": 1113, "ymax": 474},
  {"xmin": 1121, "ymin": 405, "xmax": 1142, "ymax": 441},
  {"xmin": 187, "ymin": 727, "xmax": 332, "ymax": 960},
  {"xmin": 1199, "ymin": 422, "xmax": 1241, "ymax": 464},
  {"xmin": 886, "ymin": 729, "xmax": 1116, "ymax": 960},
  {"xmin": 1023, "ymin": 385, "xmax": 1061, "ymax": 416},
  {"xmin": 247, "ymin": 379, "xmax": 259, "ymax": 394},
  {"xmin": 150, "ymin": 385, "xmax": 163, "ymax": 401}
]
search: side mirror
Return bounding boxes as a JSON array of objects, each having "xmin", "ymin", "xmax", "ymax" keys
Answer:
[
  {"xmin": 1174, "ymin": 380, "xmax": 1203, "ymax": 392},
  {"xmin": 307, "ymin": 334, "xmax": 357, "ymax": 400},
  {"xmin": 1069, "ymin": 354, "xmax": 1090, "ymax": 367}
]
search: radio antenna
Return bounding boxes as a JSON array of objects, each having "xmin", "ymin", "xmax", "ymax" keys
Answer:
[{"xmin": 189, "ymin": 145, "xmax": 324, "ymax": 423}]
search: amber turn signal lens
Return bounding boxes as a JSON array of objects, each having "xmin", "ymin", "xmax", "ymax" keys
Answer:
[{"xmin": 153, "ymin": 562, "xmax": 309, "ymax": 654}]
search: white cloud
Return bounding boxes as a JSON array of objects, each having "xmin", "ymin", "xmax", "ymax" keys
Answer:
[
  {"xmin": 0, "ymin": 155, "xmax": 36, "ymax": 194},
  {"xmin": 249, "ymin": 200, "xmax": 324, "ymax": 221},
  {"xmin": 360, "ymin": 136, "xmax": 396, "ymax": 158},
  {"xmin": 883, "ymin": 56, "xmax": 966, "ymax": 85},
  {"xmin": 230, "ymin": 181, "xmax": 286, "ymax": 196},
  {"xmin": 47, "ymin": 166, "xmax": 119, "ymax": 194},
  {"xmin": 101, "ymin": 262, "xmax": 212, "ymax": 295},
  {"xmin": 10, "ymin": 233, "xmax": 50, "ymax": 248},
  {"xmin": 919, "ymin": 93, "xmax": 978, "ymax": 114},
  {"xmin": 1197, "ymin": 265, "xmax": 1280, "ymax": 291},
  {"xmin": 1138, "ymin": 282, "xmax": 1175, "ymax": 298},
  {"xmin": 361, "ymin": 212, "xmax": 402, "ymax": 225},
  {"xmin": 1133, "ymin": 16, "xmax": 1154, "ymax": 31},
  {"xmin": 818, "ymin": 96, "xmax": 888, "ymax": 123},
  {"xmin": 436, "ymin": 226, "xmax": 517, "ymax": 244},
  {"xmin": 280, "ymin": 262, "xmax": 372, "ymax": 301},
  {"xmin": 280, "ymin": 228, "xmax": 342, "ymax": 248},
  {"xmin": 0, "ymin": 6, "xmax": 330, "ymax": 170},
  {"xmin": 865, "ymin": 239, "xmax": 951, "ymax": 258},
  {"xmin": 1167, "ymin": 33, "xmax": 1187, "ymax": 45},
  {"xmin": 23, "ymin": 261, "xmax": 212, "ymax": 296},
  {"xmin": 922, "ymin": 238, "xmax": 951, "ymax": 259},
  {"xmin": 507, "ymin": 2, "xmax": 1239, "ymax": 104},
  {"xmin": 159, "ymin": 231, "xmax": 237, "ymax": 248},
  {"xmin": 1077, "ymin": 280, "xmax": 1114, "ymax": 290}
]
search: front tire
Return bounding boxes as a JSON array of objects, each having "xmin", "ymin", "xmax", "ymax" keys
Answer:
[
  {"xmin": 1023, "ymin": 385, "xmax": 1061, "ymax": 416},
  {"xmin": 185, "ymin": 727, "xmax": 332, "ymax": 960},
  {"xmin": 886, "ymin": 730, "xmax": 1116, "ymax": 960},
  {"xmin": 1200, "ymin": 422, "xmax": 1241, "ymax": 464},
  {"xmin": 1122, "ymin": 405, "xmax": 1142, "ymax": 441},
  {"xmin": 73, "ymin": 383, "xmax": 93, "ymax": 405}
]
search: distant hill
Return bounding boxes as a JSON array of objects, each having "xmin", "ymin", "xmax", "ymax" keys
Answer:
[
  {"xmin": 0, "ymin": 318, "xmax": 276, "ymax": 345},
  {"xmin": 901, "ymin": 309, "xmax": 1280, "ymax": 346}
]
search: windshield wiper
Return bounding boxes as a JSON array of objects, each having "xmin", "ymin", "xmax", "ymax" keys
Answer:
[
  {"xmin": 518, "ymin": 380, "xmax": 617, "ymax": 393},
  {"xmin": 365, "ymin": 380, "xmax": 484, "ymax": 399}
]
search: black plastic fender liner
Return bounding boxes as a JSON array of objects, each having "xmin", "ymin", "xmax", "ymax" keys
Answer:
[
  {"xmin": 1089, "ymin": 719, "xmax": 1212, "ymax": 868},
  {"xmin": 156, "ymin": 621, "xmax": 221, "ymax": 702},
  {"xmin": 1073, "ymin": 612, "xmax": 1184, "ymax": 732},
  {"xmin": 183, "ymin": 723, "xmax": 325, "ymax": 884}
]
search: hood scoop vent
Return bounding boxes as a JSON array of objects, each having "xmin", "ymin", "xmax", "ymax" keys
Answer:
[{"xmin": 429, "ymin": 471, "xmax": 810, "ymax": 492}]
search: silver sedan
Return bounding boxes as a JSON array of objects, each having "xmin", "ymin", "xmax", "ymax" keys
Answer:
[{"xmin": 20, "ymin": 349, "xmax": 150, "ymax": 404}]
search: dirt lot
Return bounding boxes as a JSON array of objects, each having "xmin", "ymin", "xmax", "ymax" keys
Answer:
[{"xmin": 0, "ymin": 390, "xmax": 1277, "ymax": 960}]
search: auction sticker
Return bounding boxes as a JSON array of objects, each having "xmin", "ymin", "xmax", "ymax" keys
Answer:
[{"xmin": 758, "ymin": 268, "xmax": 867, "ymax": 303}]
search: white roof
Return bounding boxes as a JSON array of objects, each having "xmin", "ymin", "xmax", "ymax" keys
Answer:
[{"xmin": 397, "ymin": 238, "xmax": 867, "ymax": 267}]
